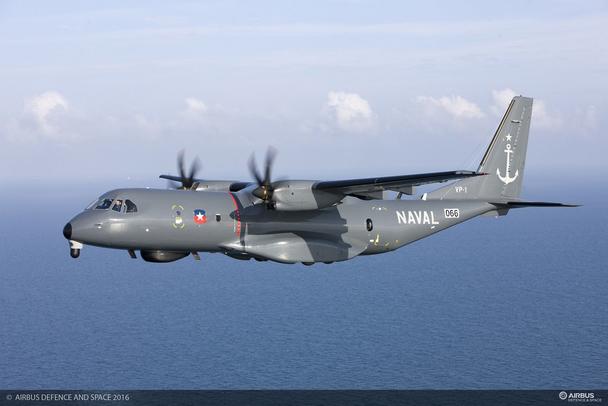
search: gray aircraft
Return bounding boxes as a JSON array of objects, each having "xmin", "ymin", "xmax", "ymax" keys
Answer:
[{"xmin": 63, "ymin": 96, "xmax": 576, "ymax": 264}]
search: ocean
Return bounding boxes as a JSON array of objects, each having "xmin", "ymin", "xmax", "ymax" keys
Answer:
[{"xmin": 1, "ymin": 179, "xmax": 606, "ymax": 389}]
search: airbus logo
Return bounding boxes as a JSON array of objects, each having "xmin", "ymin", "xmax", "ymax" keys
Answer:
[{"xmin": 559, "ymin": 391, "xmax": 601, "ymax": 402}]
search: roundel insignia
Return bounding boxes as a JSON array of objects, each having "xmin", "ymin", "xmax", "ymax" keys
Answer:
[
  {"xmin": 193, "ymin": 209, "xmax": 207, "ymax": 224},
  {"xmin": 171, "ymin": 204, "xmax": 185, "ymax": 229}
]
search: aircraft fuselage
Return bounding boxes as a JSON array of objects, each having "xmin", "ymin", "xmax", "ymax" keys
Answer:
[{"xmin": 64, "ymin": 187, "xmax": 493, "ymax": 264}]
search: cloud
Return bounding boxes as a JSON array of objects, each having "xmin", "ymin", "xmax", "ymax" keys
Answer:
[
  {"xmin": 23, "ymin": 91, "xmax": 69, "ymax": 135},
  {"xmin": 325, "ymin": 91, "xmax": 375, "ymax": 132},
  {"xmin": 6, "ymin": 91, "xmax": 165, "ymax": 143},
  {"xmin": 490, "ymin": 88, "xmax": 518, "ymax": 116},
  {"xmin": 184, "ymin": 97, "xmax": 208, "ymax": 115},
  {"xmin": 417, "ymin": 95, "xmax": 484, "ymax": 119},
  {"xmin": 582, "ymin": 105, "xmax": 598, "ymax": 130},
  {"xmin": 532, "ymin": 100, "xmax": 562, "ymax": 129},
  {"xmin": 491, "ymin": 88, "xmax": 562, "ymax": 130}
]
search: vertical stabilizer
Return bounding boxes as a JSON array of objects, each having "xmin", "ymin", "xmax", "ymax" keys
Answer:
[{"xmin": 429, "ymin": 96, "xmax": 533, "ymax": 200}]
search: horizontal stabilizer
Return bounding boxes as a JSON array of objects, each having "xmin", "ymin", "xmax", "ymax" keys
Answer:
[{"xmin": 492, "ymin": 200, "xmax": 580, "ymax": 208}]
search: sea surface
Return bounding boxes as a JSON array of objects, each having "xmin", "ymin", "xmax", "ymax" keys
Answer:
[{"xmin": 0, "ymin": 179, "xmax": 606, "ymax": 389}]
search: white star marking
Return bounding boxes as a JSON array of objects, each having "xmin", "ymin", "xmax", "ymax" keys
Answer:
[
  {"xmin": 196, "ymin": 213, "xmax": 204, "ymax": 221},
  {"xmin": 506, "ymin": 134, "xmax": 512, "ymax": 141}
]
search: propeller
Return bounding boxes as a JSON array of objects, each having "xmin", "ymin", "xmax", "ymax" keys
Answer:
[
  {"xmin": 248, "ymin": 147, "xmax": 277, "ymax": 205},
  {"xmin": 169, "ymin": 150, "xmax": 200, "ymax": 190}
]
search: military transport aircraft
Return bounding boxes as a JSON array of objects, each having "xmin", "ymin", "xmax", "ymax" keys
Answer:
[{"xmin": 63, "ymin": 96, "xmax": 576, "ymax": 264}]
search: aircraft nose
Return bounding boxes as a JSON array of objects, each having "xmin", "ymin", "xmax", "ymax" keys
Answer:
[{"xmin": 63, "ymin": 223, "xmax": 72, "ymax": 240}]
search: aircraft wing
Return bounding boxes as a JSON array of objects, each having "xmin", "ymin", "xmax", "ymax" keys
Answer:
[
  {"xmin": 314, "ymin": 170, "xmax": 483, "ymax": 198},
  {"xmin": 159, "ymin": 175, "xmax": 252, "ymax": 192},
  {"xmin": 159, "ymin": 174, "xmax": 201, "ymax": 183}
]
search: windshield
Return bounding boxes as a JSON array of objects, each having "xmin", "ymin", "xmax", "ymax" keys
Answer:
[
  {"xmin": 88, "ymin": 196, "xmax": 138, "ymax": 212},
  {"xmin": 85, "ymin": 199, "xmax": 98, "ymax": 210},
  {"xmin": 95, "ymin": 198, "xmax": 114, "ymax": 210}
]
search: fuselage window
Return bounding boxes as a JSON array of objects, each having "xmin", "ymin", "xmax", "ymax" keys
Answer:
[
  {"xmin": 95, "ymin": 199, "xmax": 114, "ymax": 210},
  {"xmin": 112, "ymin": 199, "xmax": 124, "ymax": 212},
  {"xmin": 216, "ymin": 214, "xmax": 221, "ymax": 222},
  {"xmin": 366, "ymin": 218, "xmax": 373, "ymax": 232},
  {"xmin": 125, "ymin": 200, "xmax": 138, "ymax": 213}
]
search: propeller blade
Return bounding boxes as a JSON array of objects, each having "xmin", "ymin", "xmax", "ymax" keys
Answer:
[
  {"xmin": 168, "ymin": 150, "xmax": 201, "ymax": 190},
  {"xmin": 185, "ymin": 156, "xmax": 200, "ymax": 189},
  {"xmin": 249, "ymin": 147, "xmax": 278, "ymax": 203},
  {"xmin": 178, "ymin": 150, "xmax": 187, "ymax": 183},
  {"xmin": 248, "ymin": 154, "xmax": 264, "ymax": 186},
  {"xmin": 189, "ymin": 157, "xmax": 200, "ymax": 183},
  {"xmin": 263, "ymin": 147, "xmax": 276, "ymax": 188}
]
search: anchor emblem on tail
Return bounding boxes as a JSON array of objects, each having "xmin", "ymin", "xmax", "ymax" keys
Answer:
[{"xmin": 497, "ymin": 142, "xmax": 519, "ymax": 185}]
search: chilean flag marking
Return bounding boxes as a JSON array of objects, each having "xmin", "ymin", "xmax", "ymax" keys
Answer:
[{"xmin": 193, "ymin": 209, "xmax": 207, "ymax": 224}]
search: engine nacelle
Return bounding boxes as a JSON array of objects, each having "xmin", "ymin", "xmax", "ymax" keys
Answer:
[
  {"xmin": 271, "ymin": 180, "xmax": 343, "ymax": 211},
  {"xmin": 140, "ymin": 250, "xmax": 189, "ymax": 263}
]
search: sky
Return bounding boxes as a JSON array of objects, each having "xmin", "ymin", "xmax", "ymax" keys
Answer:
[{"xmin": 0, "ymin": 0, "xmax": 607, "ymax": 186}]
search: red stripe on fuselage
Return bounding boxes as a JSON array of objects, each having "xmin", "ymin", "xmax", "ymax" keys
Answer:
[{"xmin": 228, "ymin": 193, "xmax": 242, "ymax": 237}]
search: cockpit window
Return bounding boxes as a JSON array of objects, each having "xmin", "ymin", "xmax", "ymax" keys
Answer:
[
  {"xmin": 125, "ymin": 199, "xmax": 138, "ymax": 213},
  {"xmin": 95, "ymin": 198, "xmax": 114, "ymax": 210},
  {"xmin": 112, "ymin": 199, "xmax": 124, "ymax": 212},
  {"xmin": 91, "ymin": 197, "xmax": 136, "ymax": 212}
]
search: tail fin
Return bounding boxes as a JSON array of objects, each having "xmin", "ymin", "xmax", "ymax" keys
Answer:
[{"xmin": 429, "ymin": 96, "xmax": 533, "ymax": 200}]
